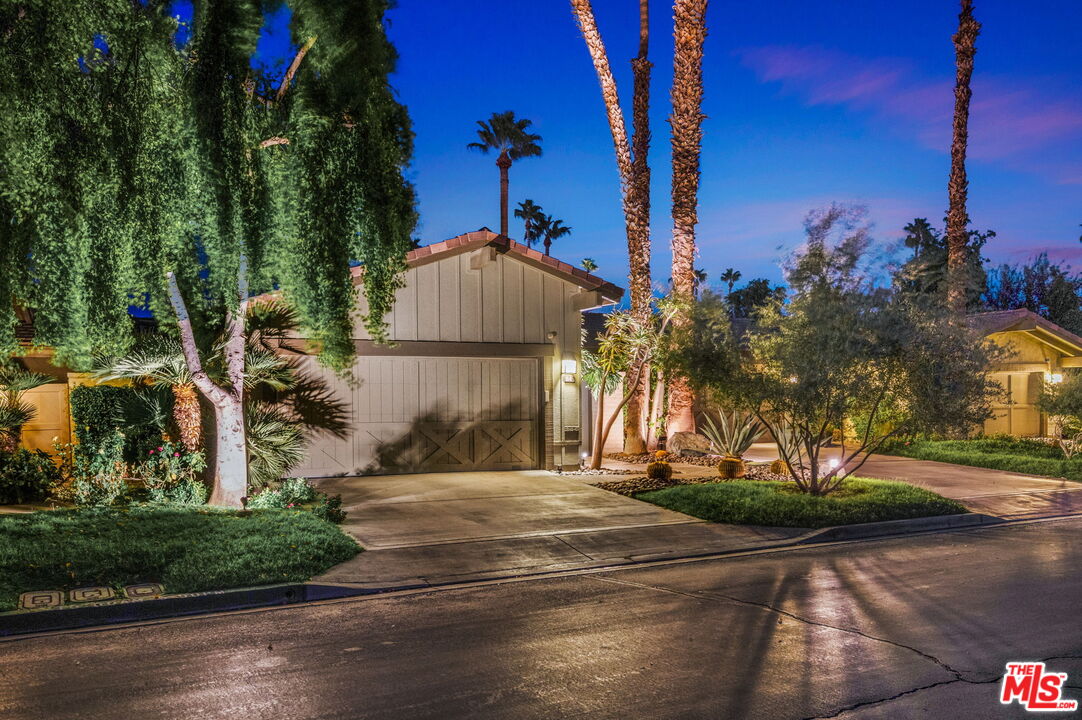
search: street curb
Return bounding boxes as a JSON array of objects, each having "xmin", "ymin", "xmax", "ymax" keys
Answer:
[
  {"xmin": 0, "ymin": 582, "xmax": 375, "ymax": 638},
  {"xmin": 0, "ymin": 512, "xmax": 1018, "ymax": 638},
  {"xmin": 792, "ymin": 512, "xmax": 1004, "ymax": 544}
]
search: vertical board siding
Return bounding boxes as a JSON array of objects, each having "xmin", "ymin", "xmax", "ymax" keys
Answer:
[
  {"xmin": 415, "ymin": 263, "xmax": 440, "ymax": 341},
  {"xmin": 292, "ymin": 356, "xmax": 541, "ymax": 476},
  {"xmin": 459, "ymin": 253, "xmax": 482, "ymax": 342},
  {"xmin": 502, "ymin": 260, "xmax": 524, "ymax": 344}
]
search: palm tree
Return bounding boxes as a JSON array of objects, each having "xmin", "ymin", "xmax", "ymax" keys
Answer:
[
  {"xmin": 96, "ymin": 337, "xmax": 203, "ymax": 453},
  {"xmin": 581, "ymin": 258, "xmax": 598, "ymax": 272},
  {"xmin": 570, "ymin": 0, "xmax": 653, "ymax": 453},
  {"xmin": 946, "ymin": 0, "xmax": 981, "ymax": 316},
  {"xmin": 692, "ymin": 268, "xmax": 708, "ymax": 298},
  {"xmin": 536, "ymin": 214, "xmax": 572, "ymax": 256},
  {"xmin": 514, "ymin": 199, "xmax": 545, "ymax": 247},
  {"xmin": 0, "ymin": 366, "xmax": 52, "ymax": 453},
  {"xmin": 666, "ymin": 0, "xmax": 709, "ymax": 436},
  {"xmin": 720, "ymin": 267, "xmax": 741, "ymax": 295},
  {"xmin": 468, "ymin": 112, "xmax": 542, "ymax": 237}
]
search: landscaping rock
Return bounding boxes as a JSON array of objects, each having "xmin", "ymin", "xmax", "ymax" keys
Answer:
[{"xmin": 667, "ymin": 432, "xmax": 713, "ymax": 456}]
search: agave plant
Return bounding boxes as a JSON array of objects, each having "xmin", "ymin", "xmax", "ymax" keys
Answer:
[{"xmin": 700, "ymin": 410, "xmax": 763, "ymax": 459}]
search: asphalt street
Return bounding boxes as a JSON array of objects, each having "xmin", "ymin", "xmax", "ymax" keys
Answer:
[{"xmin": 4, "ymin": 518, "xmax": 1082, "ymax": 719}]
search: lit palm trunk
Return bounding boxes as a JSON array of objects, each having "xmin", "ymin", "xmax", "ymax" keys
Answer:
[
  {"xmin": 666, "ymin": 0, "xmax": 708, "ymax": 435},
  {"xmin": 570, "ymin": 0, "xmax": 654, "ymax": 453},
  {"xmin": 172, "ymin": 382, "xmax": 202, "ymax": 453},
  {"xmin": 946, "ymin": 0, "xmax": 980, "ymax": 316}
]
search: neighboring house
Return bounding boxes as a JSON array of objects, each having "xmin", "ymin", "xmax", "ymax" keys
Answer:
[
  {"xmin": 283, "ymin": 229, "xmax": 623, "ymax": 475},
  {"xmin": 970, "ymin": 309, "xmax": 1082, "ymax": 437}
]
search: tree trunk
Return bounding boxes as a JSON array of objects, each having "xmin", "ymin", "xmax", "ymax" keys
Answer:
[
  {"xmin": 571, "ymin": 0, "xmax": 653, "ymax": 453},
  {"xmin": 589, "ymin": 377, "xmax": 607, "ymax": 470},
  {"xmin": 497, "ymin": 151, "xmax": 512, "ymax": 237},
  {"xmin": 172, "ymin": 383, "xmax": 202, "ymax": 453},
  {"xmin": 544, "ymin": 237, "xmax": 551, "ymax": 256},
  {"xmin": 646, "ymin": 366, "xmax": 665, "ymax": 450},
  {"xmin": 166, "ymin": 266, "xmax": 249, "ymax": 508},
  {"xmin": 623, "ymin": 0, "xmax": 653, "ymax": 454},
  {"xmin": 209, "ymin": 399, "xmax": 247, "ymax": 507},
  {"xmin": 946, "ymin": 0, "xmax": 980, "ymax": 317},
  {"xmin": 666, "ymin": 0, "xmax": 708, "ymax": 435},
  {"xmin": 0, "ymin": 429, "xmax": 20, "ymax": 453}
]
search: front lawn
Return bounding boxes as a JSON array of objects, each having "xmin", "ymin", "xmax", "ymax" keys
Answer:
[
  {"xmin": 882, "ymin": 436, "xmax": 1082, "ymax": 482},
  {"xmin": 637, "ymin": 478, "xmax": 967, "ymax": 528},
  {"xmin": 0, "ymin": 506, "xmax": 361, "ymax": 612}
]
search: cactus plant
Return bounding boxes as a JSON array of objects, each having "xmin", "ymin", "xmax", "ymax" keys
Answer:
[
  {"xmin": 717, "ymin": 455, "xmax": 746, "ymax": 480},
  {"xmin": 646, "ymin": 459, "xmax": 673, "ymax": 481},
  {"xmin": 769, "ymin": 458, "xmax": 789, "ymax": 476}
]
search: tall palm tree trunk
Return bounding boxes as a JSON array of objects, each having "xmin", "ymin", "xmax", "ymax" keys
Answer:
[
  {"xmin": 622, "ymin": 0, "xmax": 653, "ymax": 453},
  {"xmin": 946, "ymin": 0, "xmax": 980, "ymax": 316},
  {"xmin": 172, "ymin": 382, "xmax": 202, "ymax": 453},
  {"xmin": 497, "ymin": 151, "xmax": 512, "ymax": 237},
  {"xmin": 666, "ymin": 0, "xmax": 708, "ymax": 436},
  {"xmin": 570, "ymin": 0, "xmax": 653, "ymax": 453}
]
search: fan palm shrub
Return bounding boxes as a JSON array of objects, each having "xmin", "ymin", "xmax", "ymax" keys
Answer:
[{"xmin": 0, "ymin": 366, "xmax": 53, "ymax": 452}]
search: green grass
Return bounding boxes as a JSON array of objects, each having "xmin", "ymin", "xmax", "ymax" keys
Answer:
[
  {"xmin": 882, "ymin": 436, "xmax": 1082, "ymax": 482},
  {"xmin": 0, "ymin": 506, "xmax": 361, "ymax": 612},
  {"xmin": 637, "ymin": 478, "xmax": 967, "ymax": 528}
]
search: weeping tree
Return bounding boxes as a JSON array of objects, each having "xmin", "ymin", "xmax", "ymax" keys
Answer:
[{"xmin": 0, "ymin": 1, "xmax": 416, "ymax": 506}]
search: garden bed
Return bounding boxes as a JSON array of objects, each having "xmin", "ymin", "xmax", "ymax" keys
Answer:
[
  {"xmin": 635, "ymin": 478, "xmax": 967, "ymax": 528},
  {"xmin": 0, "ymin": 506, "xmax": 360, "ymax": 612},
  {"xmin": 591, "ymin": 466, "xmax": 792, "ymax": 496},
  {"xmin": 882, "ymin": 436, "xmax": 1082, "ymax": 482},
  {"xmin": 605, "ymin": 452, "xmax": 734, "ymax": 467}
]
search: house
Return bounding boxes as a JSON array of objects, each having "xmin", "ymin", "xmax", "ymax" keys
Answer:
[
  {"xmin": 970, "ymin": 309, "xmax": 1082, "ymax": 437},
  {"xmin": 284, "ymin": 229, "xmax": 623, "ymax": 476}
]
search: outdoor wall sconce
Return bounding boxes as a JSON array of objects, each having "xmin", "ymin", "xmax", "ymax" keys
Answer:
[
  {"xmin": 1046, "ymin": 372, "xmax": 1064, "ymax": 384},
  {"xmin": 562, "ymin": 358, "xmax": 577, "ymax": 384}
]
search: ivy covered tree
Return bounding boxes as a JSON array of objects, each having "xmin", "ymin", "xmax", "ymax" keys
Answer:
[{"xmin": 0, "ymin": 1, "xmax": 416, "ymax": 506}]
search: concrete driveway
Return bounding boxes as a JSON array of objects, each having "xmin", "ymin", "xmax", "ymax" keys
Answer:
[{"xmin": 312, "ymin": 471, "xmax": 802, "ymax": 587}]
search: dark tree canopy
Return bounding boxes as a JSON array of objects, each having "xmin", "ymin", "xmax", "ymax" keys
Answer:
[
  {"xmin": 984, "ymin": 253, "xmax": 1082, "ymax": 336},
  {"xmin": 0, "ymin": 0, "xmax": 415, "ymax": 369},
  {"xmin": 895, "ymin": 216, "xmax": 990, "ymax": 312}
]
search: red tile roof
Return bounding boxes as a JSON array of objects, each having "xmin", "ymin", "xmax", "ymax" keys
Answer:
[{"xmin": 351, "ymin": 228, "xmax": 624, "ymax": 302}]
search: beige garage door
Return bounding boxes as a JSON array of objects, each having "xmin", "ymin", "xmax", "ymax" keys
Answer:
[{"xmin": 294, "ymin": 356, "xmax": 540, "ymax": 477}]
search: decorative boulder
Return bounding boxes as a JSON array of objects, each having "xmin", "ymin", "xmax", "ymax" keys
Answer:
[{"xmin": 668, "ymin": 432, "xmax": 713, "ymax": 457}]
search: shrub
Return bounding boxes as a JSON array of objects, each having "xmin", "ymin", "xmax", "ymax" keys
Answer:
[
  {"xmin": 56, "ymin": 428, "xmax": 129, "ymax": 506},
  {"xmin": 0, "ymin": 449, "xmax": 61, "ymax": 504},
  {"xmin": 136, "ymin": 441, "xmax": 208, "ymax": 505},
  {"xmin": 279, "ymin": 476, "xmax": 317, "ymax": 504},
  {"xmin": 246, "ymin": 478, "xmax": 347, "ymax": 523},
  {"xmin": 313, "ymin": 493, "xmax": 347, "ymax": 524}
]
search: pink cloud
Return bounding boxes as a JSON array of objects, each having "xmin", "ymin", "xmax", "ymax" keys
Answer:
[{"xmin": 738, "ymin": 45, "xmax": 1082, "ymax": 183}]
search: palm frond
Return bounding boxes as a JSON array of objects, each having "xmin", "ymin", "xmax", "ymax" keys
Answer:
[{"xmin": 246, "ymin": 404, "xmax": 306, "ymax": 487}]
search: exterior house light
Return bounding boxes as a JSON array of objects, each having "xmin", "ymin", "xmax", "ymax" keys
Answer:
[
  {"xmin": 562, "ymin": 358, "xmax": 577, "ymax": 384},
  {"xmin": 1046, "ymin": 372, "xmax": 1064, "ymax": 384}
]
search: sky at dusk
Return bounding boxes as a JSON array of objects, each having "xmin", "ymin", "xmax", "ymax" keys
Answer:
[{"xmin": 249, "ymin": 0, "xmax": 1082, "ymax": 295}]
